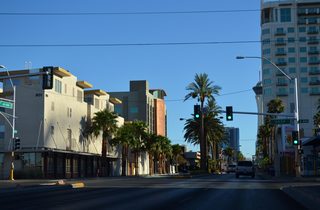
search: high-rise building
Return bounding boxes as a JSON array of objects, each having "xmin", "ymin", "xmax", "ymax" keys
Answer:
[
  {"xmin": 109, "ymin": 80, "xmax": 167, "ymax": 137},
  {"xmin": 261, "ymin": 0, "xmax": 320, "ymax": 137}
]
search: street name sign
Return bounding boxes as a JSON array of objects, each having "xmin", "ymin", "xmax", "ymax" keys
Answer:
[
  {"xmin": 0, "ymin": 100, "xmax": 13, "ymax": 109},
  {"xmin": 270, "ymin": 119, "xmax": 291, "ymax": 125}
]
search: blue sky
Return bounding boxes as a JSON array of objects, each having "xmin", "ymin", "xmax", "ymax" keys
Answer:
[{"xmin": 0, "ymin": 0, "xmax": 262, "ymax": 158}]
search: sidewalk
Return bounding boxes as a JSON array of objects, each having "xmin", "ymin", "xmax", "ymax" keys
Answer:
[
  {"xmin": 0, "ymin": 179, "xmax": 85, "ymax": 189},
  {"xmin": 257, "ymin": 171, "xmax": 320, "ymax": 210}
]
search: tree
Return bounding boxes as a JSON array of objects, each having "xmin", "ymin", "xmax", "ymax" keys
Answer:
[
  {"xmin": 185, "ymin": 73, "xmax": 221, "ymax": 170},
  {"xmin": 204, "ymin": 99, "xmax": 225, "ymax": 162},
  {"xmin": 145, "ymin": 134, "xmax": 172, "ymax": 174},
  {"xmin": 267, "ymin": 98, "xmax": 284, "ymax": 163},
  {"xmin": 90, "ymin": 109, "xmax": 119, "ymax": 176},
  {"xmin": 313, "ymin": 98, "xmax": 320, "ymax": 131},
  {"xmin": 110, "ymin": 122, "xmax": 132, "ymax": 176},
  {"xmin": 223, "ymin": 147, "xmax": 234, "ymax": 164},
  {"xmin": 128, "ymin": 121, "xmax": 149, "ymax": 176}
]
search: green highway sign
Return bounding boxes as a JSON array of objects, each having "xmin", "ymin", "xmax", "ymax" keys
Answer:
[
  {"xmin": 0, "ymin": 100, "xmax": 13, "ymax": 109},
  {"xmin": 270, "ymin": 119, "xmax": 291, "ymax": 125},
  {"xmin": 298, "ymin": 119, "xmax": 309, "ymax": 124}
]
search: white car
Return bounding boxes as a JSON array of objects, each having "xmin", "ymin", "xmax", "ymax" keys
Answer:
[{"xmin": 235, "ymin": 161, "xmax": 255, "ymax": 178}]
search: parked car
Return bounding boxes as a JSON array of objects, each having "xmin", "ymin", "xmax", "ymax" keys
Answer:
[
  {"xmin": 227, "ymin": 164, "xmax": 236, "ymax": 173},
  {"xmin": 235, "ymin": 160, "xmax": 255, "ymax": 178}
]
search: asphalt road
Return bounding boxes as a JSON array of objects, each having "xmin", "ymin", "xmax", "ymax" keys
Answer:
[{"xmin": 0, "ymin": 174, "xmax": 316, "ymax": 210}]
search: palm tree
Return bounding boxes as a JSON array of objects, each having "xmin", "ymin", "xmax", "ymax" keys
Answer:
[
  {"xmin": 267, "ymin": 98, "xmax": 284, "ymax": 163},
  {"xmin": 90, "ymin": 109, "xmax": 119, "ymax": 176},
  {"xmin": 110, "ymin": 122, "xmax": 132, "ymax": 176},
  {"xmin": 171, "ymin": 144, "xmax": 185, "ymax": 172},
  {"xmin": 128, "ymin": 121, "xmax": 148, "ymax": 176},
  {"xmin": 146, "ymin": 134, "xmax": 172, "ymax": 174},
  {"xmin": 204, "ymin": 99, "xmax": 225, "ymax": 162},
  {"xmin": 223, "ymin": 147, "xmax": 234, "ymax": 164},
  {"xmin": 184, "ymin": 73, "xmax": 221, "ymax": 170}
]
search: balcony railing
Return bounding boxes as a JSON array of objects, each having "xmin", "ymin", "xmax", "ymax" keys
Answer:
[
  {"xmin": 276, "ymin": 92, "xmax": 288, "ymax": 97},
  {"xmin": 275, "ymin": 42, "xmax": 286, "ymax": 46},
  {"xmin": 275, "ymin": 62, "xmax": 287, "ymax": 66},
  {"xmin": 309, "ymin": 70, "xmax": 320, "ymax": 75},
  {"xmin": 275, "ymin": 32, "xmax": 286, "ymax": 36},
  {"xmin": 307, "ymin": 30, "xmax": 319, "ymax": 34},
  {"xmin": 275, "ymin": 52, "xmax": 287, "ymax": 56},
  {"xmin": 310, "ymin": 91, "xmax": 320, "ymax": 95},
  {"xmin": 308, "ymin": 51, "xmax": 320, "ymax": 55},
  {"xmin": 309, "ymin": 80, "xmax": 320, "ymax": 86},
  {"xmin": 276, "ymin": 82, "xmax": 288, "ymax": 86},
  {"xmin": 308, "ymin": 40, "xmax": 319, "ymax": 44},
  {"xmin": 308, "ymin": 61, "xmax": 320, "ymax": 65}
]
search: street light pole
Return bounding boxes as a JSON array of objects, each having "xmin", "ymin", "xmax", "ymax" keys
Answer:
[
  {"xmin": 236, "ymin": 56, "xmax": 301, "ymax": 177},
  {"xmin": 0, "ymin": 65, "xmax": 16, "ymax": 180}
]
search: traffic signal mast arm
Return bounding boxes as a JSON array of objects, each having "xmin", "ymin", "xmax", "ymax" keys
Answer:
[
  {"xmin": 0, "ymin": 71, "xmax": 49, "ymax": 80},
  {"xmin": 221, "ymin": 110, "xmax": 295, "ymax": 118}
]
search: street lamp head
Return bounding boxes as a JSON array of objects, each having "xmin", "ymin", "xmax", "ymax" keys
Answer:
[
  {"xmin": 0, "ymin": 65, "xmax": 6, "ymax": 69},
  {"xmin": 179, "ymin": 118, "xmax": 185, "ymax": 121},
  {"xmin": 236, "ymin": 56, "xmax": 245, "ymax": 59}
]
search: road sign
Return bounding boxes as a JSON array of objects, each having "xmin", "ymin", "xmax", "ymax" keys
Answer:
[
  {"xmin": 0, "ymin": 100, "xmax": 13, "ymax": 109},
  {"xmin": 298, "ymin": 119, "xmax": 309, "ymax": 124},
  {"xmin": 270, "ymin": 119, "xmax": 291, "ymax": 125}
]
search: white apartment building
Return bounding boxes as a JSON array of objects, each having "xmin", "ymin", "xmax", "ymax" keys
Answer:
[
  {"xmin": 0, "ymin": 67, "xmax": 123, "ymax": 179},
  {"xmin": 261, "ymin": 0, "xmax": 320, "ymax": 138}
]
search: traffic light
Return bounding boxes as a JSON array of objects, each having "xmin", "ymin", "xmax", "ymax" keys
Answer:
[
  {"xmin": 14, "ymin": 137, "xmax": 20, "ymax": 150},
  {"xmin": 194, "ymin": 105, "xmax": 201, "ymax": 119},
  {"xmin": 226, "ymin": 106, "xmax": 233, "ymax": 121},
  {"xmin": 292, "ymin": 131, "xmax": 299, "ymax": 146},
  {"xmin": 42, "ymin": 66, "xmax": 54, "ymax": 89}
]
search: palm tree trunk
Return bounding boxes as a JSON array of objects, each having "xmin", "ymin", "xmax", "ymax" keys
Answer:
[
  {"xmin": 121, "ymin": 144, "xmax": 127, "ymax": 176},
  {"xmin": 101, "ymin": 137, "xmax": 107, "ymax": 177},
  {"xmin": 200, "ymin": 101, "xmax": 207, "ymax": 171}
]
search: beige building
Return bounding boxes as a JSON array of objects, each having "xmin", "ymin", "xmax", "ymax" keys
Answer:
[
  {"xmin": 0, "ymin": 67, "xmax": 123, "ymax": 179},
  {"xmin": 109, "ymin": 80, "xmax": 167, "ymax": 175}
]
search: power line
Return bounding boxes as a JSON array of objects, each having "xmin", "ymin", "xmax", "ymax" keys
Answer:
[
  {"xmin": 0, "ymin": 9, "xmax": 260, "ymax": 16},
  {"xmin": 0, "ymin": 40, "xmax": 260, "ymax": 48}
]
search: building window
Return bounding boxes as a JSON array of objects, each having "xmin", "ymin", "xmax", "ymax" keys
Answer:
[
  {"xmin": 130, "ymin": 107, "xmax": 138, "ymax": 114},
  {"xmin": 300, "ymin": 77, "xmax": 308, "ymax": 83},
  {"xmin": 0, "ymin": 125, "xmax": 4, "ymax": 140},
  {"xmin": 50, "ymin": 126, "xmax": 54, "ymax": 135},
  {"xmin": 54, "ymin": 79, "xmax": 62, "ymax": 93},
  {"xmin": 288, "ymin": 57, "xmax": 296, "ymax": 63},
  {"xmin": 263, "ymin": 48, "xmax": 270, "ymax": 55},
  {"xmin": 300, "ymin": 57, "xmax": 307, "ymax": 63},
  {"xmin": 262, "ymin": 28, "xmax": 270, "ymax": 35},
  {"xmin": 94, "ymin": 98, "xmax": 100, "ymax": 109},
  {"xmin": 299, "ymin": 37, "xmax": 307, "ymax": 43},
  {"xmin": 77, "ymin": 90, "xmax": 83, "ymax": 102},
  {"xmin": 262, "ymin": 39, "xmax": 270, "ymax": 45},
  {"xmin": 287, "ymin": 27, "xmax": 294, "ymax": 33},
  {"xmin": 51, "ymin": 102, "xmax": 54, "ymax": 111},
  {"xmin": 67, "ymin": 107, "xmax": 72, "ymax": 118},
  {"xmin": 301, "ymin": 87, "xmax": 308, "ymax": 94},
  {"xmin": 263, "ymin": 79, "xmax": 272, "ymax": 85},
  {"xmin": 287, "ymin": 37, "xmax": 295, "ymax": 43},
  {"xmin": 64, "ymin": 84, "xmax": 67, "ymax": 94},
  {"xmin": 299, "ymin": 27, "xmax": 306, "ymax": 33},
  {"xmin": 263, "ymin": 68, "xmax": 270, "ymax": 75},
  {"xmin": 263, "ymin": 88, "xmax": 272, "ymax": 96},
  {"xmin": 300, "ymin": 67, "xmax": 308, "ymax": 73},
  {"xmin": 300, "ymin": 47, "xmax": 307, "ymax": 53},
  {"xmin": 288, "ymin": 47, "xmax": 295, "ymax": 53},
  {"xmin": 289, "ymin": 67, "xmax": 296, "ymax": 73},
  {"xmin": 280, "ymin": 8, "xmax": 291, "ymax": 22}
]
